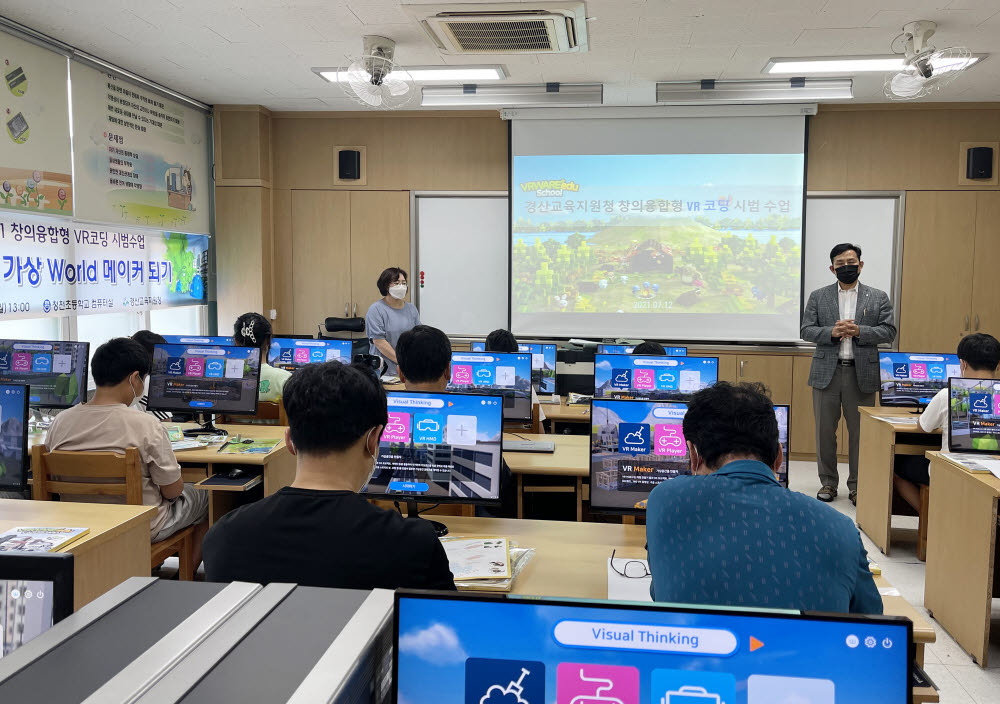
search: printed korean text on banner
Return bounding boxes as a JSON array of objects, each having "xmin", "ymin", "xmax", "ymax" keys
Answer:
[
  {"xmin": 0, "ymin": 211, "xmax": 208, "ymax": 319},
  {"xmin": 70, "ymin": 61, "xmax": 211, "ymax": 234},
  {"xmin": 0, "ymin": 33, "xmax": 73, "ymax": 217}
]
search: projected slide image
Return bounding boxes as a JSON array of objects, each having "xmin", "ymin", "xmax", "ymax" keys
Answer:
[{"xmin": 512, "ymin": 154, "xmax": 803, "ymax": 318}]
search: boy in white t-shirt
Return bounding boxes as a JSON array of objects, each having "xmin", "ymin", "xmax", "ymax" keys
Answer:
[{"xmin": 894, "ymin": 333, "xmax": 1000, "ymax": 510}]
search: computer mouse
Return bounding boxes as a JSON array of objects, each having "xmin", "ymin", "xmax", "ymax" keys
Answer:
[{"xmin": 226, "ymin": 468, "xmax": 246, "ymax": 480}]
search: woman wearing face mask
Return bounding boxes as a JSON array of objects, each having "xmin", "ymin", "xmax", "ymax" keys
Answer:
[{"xmin": 365, "ymin": 267, "xmax": 421, "ymax": 377}]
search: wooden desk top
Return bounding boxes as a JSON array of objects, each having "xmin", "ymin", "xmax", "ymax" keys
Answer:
[
  {"xmin": 539, "ymin": 397, "xmax": 592, "ymax": 422},
  {"xmin": 0, "ymin": 499, "xmax": 155, "ymax": 553},
  {"xmin": 435, "ymin": 516, "xmax": 935, "ymax": 644},
  {"xmin": 927, "ymin": 451, "xmax": 1000, "ymax": 494},
  {"xmin": 502, "ymin": 434, "xmax": 588, "ymax": 477},
  {"xmin": 860, "ymin": 406, "xmax": 940, "ymax": 433},
  {"xmin": 170, "ymin": 423, "xmax": 290, "ymax": 465}
]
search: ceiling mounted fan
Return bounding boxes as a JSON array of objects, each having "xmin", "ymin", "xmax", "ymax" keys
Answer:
[
  {"xmin": 339, "ymin": 35, "xmax": 415, "ymax": 109},
  {"xmin": 884, "ymin": 20, "xmax": 975, "ymax": 100}
]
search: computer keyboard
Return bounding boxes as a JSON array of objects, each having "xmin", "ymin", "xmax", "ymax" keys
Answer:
[{"xmin": 505, "ymin": 440, "xmax": 555, "ymax": 453}]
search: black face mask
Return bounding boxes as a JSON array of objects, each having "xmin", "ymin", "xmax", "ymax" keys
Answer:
[{"xmin": 835, "ymin": 264, "xmax": 860, "ymax": 284}]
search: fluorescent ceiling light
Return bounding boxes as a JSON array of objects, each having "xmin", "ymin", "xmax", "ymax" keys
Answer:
[
  {"xmin": 421, "ymin": 83, "xmax": 603, "ymax": 107},
  {"xmin": 312, "ymin": 65, "xmax": 506, "ymax": 83},
  {"xmin": 765, "ymin": 55, "xmax": 983, "ymax": 74},
  {"xmin": 656, "ymin": 78, "xmax": 853, "ymax": 104}
]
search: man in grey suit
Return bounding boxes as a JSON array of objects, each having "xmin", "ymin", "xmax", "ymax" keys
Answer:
[{"xmin": 801, "ymin": 243, "xmax": 897, "ymax": 505}]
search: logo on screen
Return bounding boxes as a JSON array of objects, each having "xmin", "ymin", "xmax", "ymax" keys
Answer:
[
  {"xmin": 655, "ymin": 424, "xmax": 686, "ymax": 457},
  {"xmin": 294, "ymin": 348, "xmax": 310, "ymax": 365},
  {"xmin": 310, "ymin": 348, "xmax": 327, "ymax": 363},
  {"xmin": 910, "ymin": 363, "xmax": 928, "ymax": 380},
  {"xmin": 652, "ymin": 669, "xmax": 736, "ymax": 704},
  {"xmin": 452, "ymin": 365, "xmax": 473, "ymax": 385},
  {"xmin": 618, "ymin": 423, "xmax": 649, "ymax": 454},
  {"xmin": 970, "ymin": 393, "xmax": 992, "ymax": 415},
  {"xmin": 278, "ymin": 347, "xmax": 294, "ymax": 364},
  {"xmin": 892, "ymin": 363, "xmax": 910, "ymax": 379},
  {"xmin": 413, "ymin": 414, "xmax": 444, "ymax": 444},
  {"xmin": 52, "ymin": 354, "xmax": 72, "ymax": 373},
  {"xmin": 495, "ymin": 366, "xmax": 516, "ymax": 387},
  {"xmin": 927, "ymin": 364, "xmax": 945, "ymax": 379},
  {"xmin": 204, "ymin": 359, "xmax": 225, "ymax": 378},
  {"xmin": 655, "ymin": 369, "xmax": 678, "ymax": 391},
  {"xmin": 473, "ymin": 364, "xmax": 495, "ymax": 386},
  {"xmin": 166, "ymin": 357, "xmax": 185, "ymax": 376},
  {"xmin": 611, "ymin": 369, "xmax": 632, "ymax": 390},
  {"xmin": 31, "ymin": 354, "xmax": 51, "ymax": 372},
  {"xmin": 633, "ymin": 368, "xmax": 655, "ymax": 390},
  {"xmin": 383, "ymin": 412, "xmax": 411, "ymax": 444},
  {"xmin": 0, "ymin": 351, "xmax": 9, "ymax": 371},
  {"xmin": 557, "ymin": 663, "xmax": 637, "ymax": 704},
  {"xmin": 11, "ymin": 353, "xmax": 30, "ymax": 372},
  {"xmin": 465, "ymin": 658, "xmax": 544, "ymax": 704}
]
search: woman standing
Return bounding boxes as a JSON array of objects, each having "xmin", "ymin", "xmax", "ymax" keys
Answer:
[{"xmin": 365, "ymin": 267, "xmax": 420, "ymax": 376}]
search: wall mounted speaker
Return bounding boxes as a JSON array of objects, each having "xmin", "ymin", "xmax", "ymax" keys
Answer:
[
  {"xmin": 338, "ymin": 149, "xmax": 361, "ymax": 180},
  {"xmin": 967, "ymin": 146, "xmax": 993, "ymax": 180}
]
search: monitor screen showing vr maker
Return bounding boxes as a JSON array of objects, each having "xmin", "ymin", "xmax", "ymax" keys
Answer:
[
  {"xmin": 509, "ymin": 114, "xmax": 806, "ymax": 343},
  {"xmin": 147, "ymin": 344, "xmax": 261, "ymax": 415}
]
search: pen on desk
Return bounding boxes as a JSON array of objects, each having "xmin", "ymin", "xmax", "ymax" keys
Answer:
[{"xmin": 216, "ymin": 441, "xmax": 230, "ymax": 454}]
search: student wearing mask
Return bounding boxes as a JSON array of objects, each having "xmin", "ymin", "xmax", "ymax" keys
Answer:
[
  {"xmin": 233, "ymin": 312, "xmax": 290, "ymax": 403},
  {"xmin": 646, "ymin": 381, "xmax": 881, "ymax": 614},
  {"xmin": 202, "ymin": 361, "xmax": 456, "ymax": 590},
  {"xmin": 397, "ymin": 325, "xmax": 452, "ymax": 392},
  {"xmin": 894, "ymin": 333, "xmax": 1000, "ymax": 510},
  {"xmin": 365, "ymin": 267, "xmax": 420, "ymax": 377},
  {"xmin": 801, "ymin": 243, "xmax": 897, "ymax": 505},
  {"xmin": 130, "ymin": 330, "xmax": 172, "ymax": 421},
  {"xmin": 45, "ymin": 338, "xmax": 209, "ymax": 550},
  {"xmin": 632, "ymin": 341, "xmax": 666, "ymax": 355}
]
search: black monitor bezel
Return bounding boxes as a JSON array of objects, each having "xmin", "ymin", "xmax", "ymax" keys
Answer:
[
  {"xmin": 146, "ymin": 343, "xmax": 262, "ymax": 417},
  {"xmin": 268, "ymin": 337, "xmax": 354, "ymax": 370},
  {"xmin": 448, "ymin": 351, "xmax": 534, "ymax": 422},
  {"xmin": 0, "ymin": 339, "xmax": 89, "ymax": 410},
  {"xmin": 947, "ymin": 376, "xmax": 1000, "ymax": 454},
  {"xmin": 392, "ymin": 589, "xmax": 915, "ymax": 704},
  {"xmin": 361, "ymin": 390, "xmax": 504, "ymax": 507},
  {"xmin": 0, "ymin": 382, "xmax": 30, "ymax": 493},
  {"xmin": 878, "ymin": 351, "xmax": 960, "ymax": 409},
  {"xmin": 0, "ymin": 552, "xmax": 75, "ymax": 625},
  {"xmin": 529, "ymin": 343, "xmax": 558, "ymax": 396},
  {"xmin": 593, "ymin": 353, "xmax": 720, "ymax": 401}
]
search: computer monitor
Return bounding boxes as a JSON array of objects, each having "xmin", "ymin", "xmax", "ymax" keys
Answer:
[
  {"xmin": 470, "ymin": 341, "xmax": 486, "ymax": 352},
  {"xmin": 0, "ymin": 552, "xmax": 74, "ymax": 660},
  {"xmin": 161, "ymin": 335, "xmax": 234, "ymax": 346},
  {"xmin": 517, "ymin": 343, "xmax": 557, "ymax": 395},
  {"xmin": 948, "ymin": 377, "xmax": 1000, "ymax": 453},
  {"xmin": 0, "ymin": 383, "xmax": 29, "ymax": 493},
  {"xmin": 594, "ymin": 354, "xmax": 718, "ymax": 401},
  {"xmin": 362, "ymin": 391, "xmax": 504, "ymax": 534},
  {"xmin": 879, "ymin": 352, "xmax": 961, "ymax": 409},
  {"xmin": 0, "ymin": 340, "xmax": 88, "ymax": 409},
  {"xmin": 269, "ymin": 337, "xmax": 353, "ymax": 371},
  {"xmin": 598, "ymin": 343, "xmax": 688, "ymax": 356},
  {"xmin": 591, "ymin": 398, "xmax": 790, "ymax": 512},
  {"xmin": 394, "ymin": 591, "xmax": 912, "ymax": 704},
  {"xmin": 147, "ymin": 343, "xmax": 261, "ymax": 420},
  {"xmin": 447, "ymin": 352, "xmax": 533, "ymax": 422}
]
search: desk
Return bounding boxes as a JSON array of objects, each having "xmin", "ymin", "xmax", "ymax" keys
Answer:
[
  {"xmin": 0, "ymin": 499, "xmax": 155, "ymax": 611},
  {"xmin": 435, "ymin": 516, "xmax": 936, "ymax": 668},
  {"xmin": 539, "ymin": 397, "xmax": 590, "ymax": 433},
  {"xmin": 169, "ymin": 423, "xmax": 295, "ymax": 524},
  {"xmin": 924, "ymin": 452, "xmax": 1000, "ymax": 667},
  {"xmin": 856, "ymin": 407, "xmax": 941, "ymax": 556},
  {"xmin": 502, "ymin": 434, "xmax": 588, "ymax": 520}
]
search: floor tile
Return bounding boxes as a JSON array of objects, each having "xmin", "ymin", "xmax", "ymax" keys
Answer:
[{"xmin": 922, "ymin": 664, "xmax": 976, "ymax": 704}]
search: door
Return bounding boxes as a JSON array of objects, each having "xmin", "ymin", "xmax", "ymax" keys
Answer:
[
  {"xmin": 971, "ymin": 192, "xmax": 1000, "ymax": 337},
  {"xmin": 737, "ymin": 354, "xmax": 793, "ymax": 404},
  {"xmin": 290, "ymin": 190, "xmax": 351, "ymax": 333},
  {"xmin": 899, "ymin": 192, "xmax": 976, "ymax": 351},
  {"xmin": 349, "ymin": 191, "xmax": 411, "ymax": 318}
]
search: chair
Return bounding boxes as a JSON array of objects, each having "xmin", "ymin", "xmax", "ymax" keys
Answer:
[
  {"xmin": 917, "ymin": 483, "xmax": 930, "ymax": 562},
  {"xmin": 31, "ymin": 445, "xmax": 198, "ymax": 580},
  {"xmin": 219, "ymin": 399, "xmax": 287, "ymax": 425}
]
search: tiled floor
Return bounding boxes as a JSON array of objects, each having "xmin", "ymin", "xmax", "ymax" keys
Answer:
[{"xmin": 786, "ymin": 459, "xmax": 1000, "ymax": 703}]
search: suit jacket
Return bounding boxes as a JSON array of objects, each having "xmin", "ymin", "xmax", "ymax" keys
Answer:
[{"xmin": 800, "ymin": 282, "xmax": 897, "ymax": 394}]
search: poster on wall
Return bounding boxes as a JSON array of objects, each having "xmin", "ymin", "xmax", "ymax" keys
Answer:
[
  {"xmin": 0, "ymin": 33, "xmax": 73, "ymax": 216},
  {"xmin": 70, "ymin": 61, "xmax": 211, "ymax": 234},
  {"xmin": 0, "ymin": 211, "xmax": 208, "ymax": 320}
]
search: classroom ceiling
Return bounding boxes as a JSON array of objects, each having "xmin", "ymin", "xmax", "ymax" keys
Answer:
[{"xmin": 3, "ymin": 0, "xmax": 1000, "ymax": 109}]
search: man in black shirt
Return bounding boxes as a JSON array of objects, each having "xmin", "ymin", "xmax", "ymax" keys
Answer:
[{"xmin": 202, "ymin": 361, "xmax": 456, "ymax": 590}]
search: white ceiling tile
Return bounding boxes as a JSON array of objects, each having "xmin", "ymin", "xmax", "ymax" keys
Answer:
[
  {"xmin": 347, "ymin": 3, "xmax": 411, "ymax": 25},
  {"xmin": 866, "ymin": 8, "xmax": 999, "ymax": 29}
]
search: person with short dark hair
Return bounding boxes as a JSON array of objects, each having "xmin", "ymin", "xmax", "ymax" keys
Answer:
[
  {"xmin": 894, "ymin": 333, "xmax": 1000, "ymax": 509},
  {"xmin": 485, "ymin": 329, "xmax": 518, "ymax": 354},
  {"xmin": 130, "ymin": 330, "xmax": 171, "ymax": 420},
  {"xmin": 632, "ymin": 341, "xmax": 666, "ymax": 356},
  {"xmin": 397, "ymin": 325, "xmax": 452, "ymax": 392},
  {"xmin": 801, "ymin": 243, "xmax": 897, "ymax": 504},
  {"xmin": 365, "ymin": 267, "xmax": 420, "ymax": 376},
  {"xmin": 646, "ymin": 382, "xmax": 881, "ymax": 614},
  {"xmin": 234, "ymin": 312, "xmax": 290, "ymax": 402},
  {"xmin": 45, "ymin": 338, "xmax": 209, "ymax": 551},
  {"xmin": 202, "ymin": 361, "xmax": 456, "ymax": 590}
]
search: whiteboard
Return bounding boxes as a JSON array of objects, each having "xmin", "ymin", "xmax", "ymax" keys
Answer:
[
  {"xmin": 414, "ymin": 194, "xmax": 509, "ymax": 336},
  {"xmin": 803, "ymin": 195, "xmax": 902, "ymax": 320}
]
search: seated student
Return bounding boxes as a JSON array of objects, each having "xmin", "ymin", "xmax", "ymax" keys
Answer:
[
  {"xmin": 130, "ymin": 330, "xmax": 172, "ymax": 421},
  {"xmin": 894, "ymin": 332, "xmax": 1000, "ymax": 510},
  {"xmin": 396, "ymin": 325, "xmax": 451, "ymax": 392},
  {"xmin": 233, "ymin": 312, "xmax": 291, "ymax": 403},
  {"xmin": 202, "ymin": 361, "xmax": 456, "ymax": 590},
  {"xmin": 646, "ymin": 381, "xmax": 881, "ymax": 614},
  {"xmin": 485, "ymin": 328, "xmax": 518, "ymax": 354},
  {"xmin": 632, "ymin": 341, "xmax": 666, "ymax": 355},
  {"xmin": 45, "ymin": 338, "xmax": 209, "ymax": 553}
]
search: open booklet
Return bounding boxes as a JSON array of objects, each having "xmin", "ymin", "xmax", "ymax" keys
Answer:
[
  {"xmin": 440, "ymin": 537, "xmax": 511, "ymax": 581},
  {"xmin": 0, "ymin": 527, "xmax": 90, "ymax": 553}
]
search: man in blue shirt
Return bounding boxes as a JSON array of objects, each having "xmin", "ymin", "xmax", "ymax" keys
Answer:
[{"xmin": 646, "ymin": 382, "xmax": 882, "ymax": 614}]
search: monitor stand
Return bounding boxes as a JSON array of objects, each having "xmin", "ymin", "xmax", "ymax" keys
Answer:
[
  {"xmin": 402, "ymin": 499, "xmax": 449, "ymax": 537},
  {"xmin": 183, "ymin": 414, "xmax": 229, "ymax": 438}
]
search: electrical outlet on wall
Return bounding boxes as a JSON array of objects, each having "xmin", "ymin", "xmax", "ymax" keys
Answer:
[{"xmin": 269, "ymin": 309, "xmax": 277, "ymax": 320}]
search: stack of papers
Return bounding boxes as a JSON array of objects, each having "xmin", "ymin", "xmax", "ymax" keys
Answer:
[
  {"xmin": 0, "ymin": 527, "xmax": 90, "ymax": 552},
  {"xmin": 942, "ymin": 453, "xmax": 1000, "ymax": 479},
  {"xmin": 441, "ymin": 537, "xmax": 535, "ymax": 592},
  {"xmin": 217, "ymin": 439, "xmax": 281, "ymax": 455},
  {"xmin": 872, "ymin": 415, "xmax": 918, "ymax": 425}
]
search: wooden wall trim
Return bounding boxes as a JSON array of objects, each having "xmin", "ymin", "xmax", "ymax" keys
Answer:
[
  {"xmin": 819, "ymin": 102, "xmax": 1000, "ymax": 112},
  {"xmin": 269, "ymin": 109, "xmax": 504, "ymax": 120}
]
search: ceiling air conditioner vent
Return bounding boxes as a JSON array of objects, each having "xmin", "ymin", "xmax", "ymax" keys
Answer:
[{"xmin": 408, "ymin": 3, "xmax": 588, "ymax": 55}]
